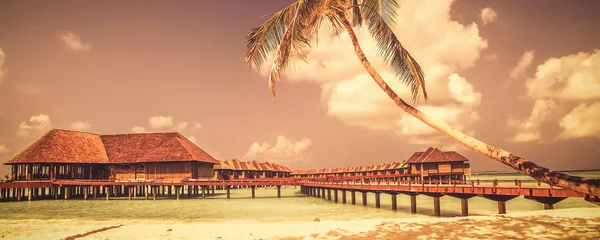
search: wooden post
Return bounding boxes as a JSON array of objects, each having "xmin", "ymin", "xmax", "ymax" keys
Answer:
[
  {"xmin": 17, "ymin": 188, "xmax": 21, "ymax": 201},
  {"xmin": 277, "ymin": 186, "xmax": 281, "ymax": 198},
  {"xmin": 84, "ymin": 187, "xmax": 88, "ymax": 200},
  {"xmin": 153, "ymin": 187, "xmax": 157, "ymax": 200},
  {"xmin": 362, "ymin": 192, "xmax": 367, "ymax": 206},
  {"xmin": 176, "ymin": 187, "xmax": 180, "ymax": 200},
  {"xmin": 226, "ymin": 186, "xmax": 230, "ymax": 199},
  {"xmin": 351, "ymin": 191, "xmax": 356, "ymax": 205},
  {"xmin": 375, "ymin": 192, "xmax": 381, "ymax": 208},
  {"xmin": 168, "ymin": 186, "xmax": 172, "ymax": 197},
  {"xmin": 211, "ymin": 186, "xmax": 215, "ymax": 195},
  {"xmin": 327, "ymin": 189, "xmax": 331, "ymax": 201},
  {"xmin": 334, "ymin": 190, "xmax": 338, "ymax": 202},
  {"xmin": 201, "ymin": 187, "xmax": 206, "ymax": 199},
  {"xmin": 498, "ymin": 201, "xmax": 506, "ymax": 214},
  {"xmin": 93, "ymin": 186, "xmax": 97, "ymax": 199},
  {"xmin": 64, "ymin": 187, "xmax": 70, "ymax": 200},
  {"xmin": 251, "ymin": 187, "xmax": 256, "ymax": 198},
  {"xmin": 187, "ymin": 185, "xmax": 191, "ymax": 198},
  {"xmin": 128, "ymin": 187, "xmax": 132, "ymax": 200},
  {"xmin": 433, "ymin": 196, "xmax": 441, "ymax": 216},
  {"xmin": 105, "ymin": 186, "xmax": 110, "ymax": 200},
  {"xmin": 322, "ymin": 189, "xmax": 326, "ymax": 199},
  {"xmin": 391, "ymin": 194, "xmax": 397, "ymax": 210},
  {"xmin": 28, "ymin": 188, "xmax": 32, "ymax": 201},
  {"xmin": 342, "ymin": 190, "xmax": 346, "ymax": 204},
  {"xmin": 461, "ymin": 198, "xmax": 469, "ymax": 216},
  {"xmin": 544, "ymin": 203, "xmax": 553, "ymax": 210},
  {"xmin": 410, "ymin": 195, "xmax": 417, "ymax": 214},
  {"xmin": 54, "ymin": 186, "xmax": 58, "ymax": 200}
]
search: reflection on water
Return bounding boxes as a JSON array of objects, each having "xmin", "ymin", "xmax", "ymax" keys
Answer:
[{"xmin": 0, "ymin": 171, "xmax": 598, "ymax": 222}]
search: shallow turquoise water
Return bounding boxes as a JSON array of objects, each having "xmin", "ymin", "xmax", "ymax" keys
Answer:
[{"xmin": 0, "ymin": 171, "xmax": 598, "ymax": 222}]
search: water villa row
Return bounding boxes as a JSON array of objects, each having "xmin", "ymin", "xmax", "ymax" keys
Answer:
[
  {"xmin": 291, "ymin": 147, "xmax": 472, "ymax": 185},
  {"xmin": 1, "ymin": 129, "xmax": 597, "ymax": 217}
]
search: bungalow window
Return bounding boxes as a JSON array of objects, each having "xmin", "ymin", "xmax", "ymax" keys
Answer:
[{"xmin": 121, "ymin": 165, "xmax": 131, "ymax": 170}]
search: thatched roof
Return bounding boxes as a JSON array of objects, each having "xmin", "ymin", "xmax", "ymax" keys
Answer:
[
  {"xmin": 5, "ymin": 129, "xmax": 218, "ymax": 165},
  {"xmin": 6, "ymin": 129, "xmax": 109, "ymax": 164},
  {"xmin": 405, "ymin": 147, "xmax": 468, "ymax": 163}
]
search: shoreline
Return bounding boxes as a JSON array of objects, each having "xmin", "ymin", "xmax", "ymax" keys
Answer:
[{"xmin": 1, "ymin": 208, "xmax": 599, "ymax": 239}]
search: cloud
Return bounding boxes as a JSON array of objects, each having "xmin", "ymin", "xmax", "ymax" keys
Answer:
[
  {"xmin": 148, "ymin": 116, "xmax": 173, "ymax": 129},
  {"xmin": 175, "ymin": 121, "xmax": 189, "ymax": 132},
  {"xmin": 509, "ymin": 99, "xmax": 557, "ymax": 142},
  {"xmin": 192, "ymin": 122, "xmax": 202, "ymax": 130},
  {"xmin": 480, "ymin": 7, "xmax": 498, "ymax": 25},
  {"xmin": 557, "ymin": 101, "xmax": 600, "ymax": 140},
  {"xmin": 0, "ymin": 48, "xmax": 6, "ymax": 88},
  {"xmin": 17, "ymin": 114, "xmax": 52, "ymax": 138},
  {"xmin": 509, "ymin": 50, "xmax": 535, "ymax": 79},
  {"xmin": 60, "ymin": 31, "xmax": 91, "ymax": 51},
  {"xmin": 16, "ymin": 83, "xmax": 41, "ymax": 95},
  {"xmin": 70, "ymin": 121, "xmax": 91, "ymax": 131},
  {"xmin": 511, "ymin": 49, "xmax": 600, "ymax": 141},
  {"xmin": 243, "ymin": 136, "xmax": 312, "ymax": 169},
  {"xmin": 526, "ymin": 49, "xmax": 600, "ymax": 101},
  {"xmin": 131, "ymin": 126, "xmax": 146, "ymax": 133},
  {"xmin": 0, "ymin": 144, "xmax": 10, "ymax": 155},
  {"xmin": 257, "ymin": 0, "xmax": 486, "ymax": 147}
]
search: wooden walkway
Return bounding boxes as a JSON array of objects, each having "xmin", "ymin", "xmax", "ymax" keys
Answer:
[
  {"xmin": 301, "ymin": 181, "xmax": 598, "ymax": 216},
  {"xmin": 1, "ymin": 177, "xmax": 598, "ymax": 217}
]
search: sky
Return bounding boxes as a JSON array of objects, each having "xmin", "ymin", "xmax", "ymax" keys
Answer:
[{"xmin": 0, "ymin": 0, "xmax": 599, "ymax": 176}]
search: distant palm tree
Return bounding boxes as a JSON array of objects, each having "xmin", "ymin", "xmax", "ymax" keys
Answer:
[{"xmin": 245, "ymin": 0, "xmax": 599, "ymax": 196}]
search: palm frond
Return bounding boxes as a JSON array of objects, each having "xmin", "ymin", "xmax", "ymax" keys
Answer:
[
  {"xmin": 362, "ymin": 0, "xmax": 427, "ymax": 103},
  {"xmin": 245, "ymin": 2, "xmax": 299, "ymax": 71},
  {"xmin": 303, "ymin": 0, "xmax": 346, "ymax": 43},
  {"xmin": 268, "ymin": 0, "xmax": 316, "ymax": 100}
]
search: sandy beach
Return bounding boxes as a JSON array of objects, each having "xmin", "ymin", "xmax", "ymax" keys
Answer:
[{"xmin": 1, "ymin": 208, "xmax": 599, "ymax": 240}]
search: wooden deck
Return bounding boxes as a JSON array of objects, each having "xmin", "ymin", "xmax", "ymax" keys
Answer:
[{"xmin": 1, "ymin": 177, "xmax": 598, "ymax": 217}]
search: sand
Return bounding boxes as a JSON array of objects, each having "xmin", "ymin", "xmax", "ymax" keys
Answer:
[{"xmin": 0, "ymin": 208, "xmax": 599, "ymax": 240}]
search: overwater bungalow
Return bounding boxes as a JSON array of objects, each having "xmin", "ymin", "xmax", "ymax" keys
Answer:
[
  {"xmin": 4, "ymin": 129, "xmax": 219, "ymax": 181},
  {"xmin": 405, "ymin": 147, "xmax": 471, "ymax": 184},
  {"xmin": 214, "ymin": 159, "xmax": 292, "ymax": 180}
]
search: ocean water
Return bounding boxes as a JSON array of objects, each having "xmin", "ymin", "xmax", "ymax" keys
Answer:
[{"xmin": 0, "ymin": 171, "xmax": 598, "ymax": 222}]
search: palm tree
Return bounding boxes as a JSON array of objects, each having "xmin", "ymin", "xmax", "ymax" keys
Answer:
[{"xmin": 245, "ymin": 0, "xmax": 600, "ymax": 196}]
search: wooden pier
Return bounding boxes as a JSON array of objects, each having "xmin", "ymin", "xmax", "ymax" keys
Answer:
[{"xmin": 1, "ymin": 177, "xmax": 598, "ymax": 217}]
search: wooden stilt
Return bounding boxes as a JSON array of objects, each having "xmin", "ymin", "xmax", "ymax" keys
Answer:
[
  {"xmin": 498, "ymin": 201, "xmax": 506, "ymax": 214},
  {"xmin": 342, "ymin": 190, "xmax": 347, "ymax": 204},
  {"xmin": 176, "ymin": 187, "xmax": 180, "ymax": 200},
  {"xmin": 128, "ymin": 186, "xmax": 132, "ymax": 200},
  {"xmin": 105, "ymin": 186, "xmax": 110, "ymax": 200},
  {"xmin": 28, "ymin": 188, "xmax": 32, "ymax": 201},
  {"xmin": 251, "ymin": 187, "xmax": 256, "ymax": 198},
  {"xmin": 461, "ymin": 198, "xmax": 469, "ymax": 216},
  {"xmin": 391, "ymin": 194, "xmax": 397, "ymax": 210},
  {"xmin": 362, "ymin": 192, "xmax": 367, "ymax": 206},
  {"xmin": 93, "ymin": 186, "xmax": 97, "ymax": 199},
  {"xmin": 433, "ymin": 196, "xmax": 441, "ymax": 216},
  {"xmin": 410, "ymin": 195, "xmax": 417, "ymax": 214},
  {"xmin": 145, "ymin": 185, "xmax": 149, "ymax": 200},
  {"xmin": 201, "ymin": 187, "xmax": 205, "ymax": 199},
  {"xmin": 84, "ymin": 187, "xmax": 88, "ymax": 200},
  {"xmin": 334, "ymin": 190, "xmax": 338, "ymax": 202},
  {"xmin": 153, "ymin": 187, "xmax": 157, "ymax": 200},
  {"xmin": 375, "ymin": 192, "xmax": 381, "ymax": 208},
  {"xmin": 226, "ymin": 186, "xmax": 230, "ymax": 199},
  {"xmin": 64, "ymin": 187, "xmax": 70, "ymax": 200},
  {"xmin": 327, "ymin": 189, "xmax": 331, "ymax": 201},
  {"xmin": 351, "ymin": 191, "xmax": 356, "ymax": 205}
]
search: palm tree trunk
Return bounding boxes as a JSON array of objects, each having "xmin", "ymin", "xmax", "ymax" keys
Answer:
[{"xmin": 339, "ymin": 16, "xmax": 600, "ymax": 197}]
